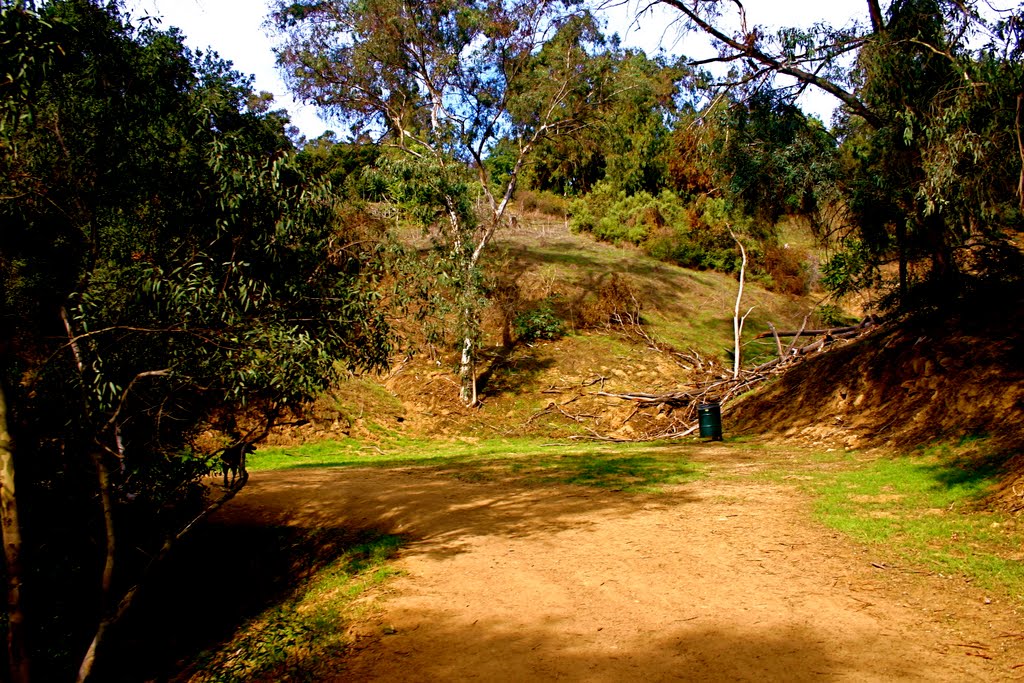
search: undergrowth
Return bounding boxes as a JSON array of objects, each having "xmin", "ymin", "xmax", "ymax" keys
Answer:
[{"xmin": 190, "ymin": 532, "xmax": 403, "ymax": 682}]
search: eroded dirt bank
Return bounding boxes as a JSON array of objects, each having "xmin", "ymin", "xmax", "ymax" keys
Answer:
[{"xmin": 213, "ymin": 445, "xmax": 1024, "ymax": 681}]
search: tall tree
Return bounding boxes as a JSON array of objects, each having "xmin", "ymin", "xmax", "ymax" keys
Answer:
[
  {"xmin": 650, "ymin": 0, "xmax": 1024, "ymax": 308},
  {"xmin": 271, "ymin": 0, "xmax": 614, "ymax": 404},
  {"xmin": 526, "ymin": 48, "xmax": 686, "ymax": 196},
  {"xmin": 714, "ymin": 92, "xmax": 838, "ymax": 230},
  {"xmin": 1, "ymin": 1, "xmax": 391, "ymax": 679}
]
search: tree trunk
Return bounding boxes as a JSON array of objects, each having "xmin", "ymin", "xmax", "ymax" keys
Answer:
[
  {"xmin": 0, "ymin": 383, "xmax": 30, "ymax": 683},
  {"xmin": 459, "ymin": 335, "xmax": 477, "ymax": 407},
  {"xmin": 926, "ymin": 213, "xmax": 958, "ymax": 300},
  {"xmin": 866, "ymin": 0, "xmax": 886, "ymax": 33},
  {"xmin": 75, "ymin": 448, "xmax": 116, "ymax": 683},
  {"xmin": 1016, "ymin": 93, "xmax": 1024, "ymax": 212},
  {"xmin": 896, "ymin": 219, "xmax": 908, "ymax": 307},
  {"xmin": 731, "ymin": 233, "xmax": 750, "ymax": 378}
]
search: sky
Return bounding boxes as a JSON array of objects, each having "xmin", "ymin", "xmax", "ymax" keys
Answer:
[{"xmin": 124, "ymin": 0, "xmax": 869, "ymax": 140}]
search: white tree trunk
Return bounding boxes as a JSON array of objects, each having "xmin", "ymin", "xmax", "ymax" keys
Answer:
[
  {"xmin": 459, "ymin": 334, "xmax": 477, "ymax": 406},
  {"xmin": 731, "ymin": 233, "xmax": 752, "ymax": 378}
]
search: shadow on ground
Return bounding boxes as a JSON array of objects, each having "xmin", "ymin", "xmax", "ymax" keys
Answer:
[
  {"xmin": 99, "ymin": 521, "xmax": 374, "ymax": 681},
  {"xmin": 340, "ymin": 608, "xmax": 929, "ymax": 682},
  {"xmin": 100, "ymin": 463, "xmax": 703, "ymax": 680}
]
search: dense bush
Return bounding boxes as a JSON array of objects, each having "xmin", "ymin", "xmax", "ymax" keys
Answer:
[
  {"xmin": 1, "ymin": 3, "xmax": 391, "ymax": 679},
  {"xmin": 759, "ymin": 243, "xmax": 812, "ymax": 296},
  {"xmin": 513, "ymin": 303, "xmax": 566, "ymax": 343},
  {"xmin": 569, "ymin": 182, "xmax": 686, "ymax": 244},
  {"xmin": 576, "ymin": 275, "xmax": 643, "ymax": 329},
  {"xmin": 515, "ymin": 190, "xmax": 569, "ymax": 217},
  {"xmin": 570, "ymin": 186, "xmax": 751, "ymax": 274}
]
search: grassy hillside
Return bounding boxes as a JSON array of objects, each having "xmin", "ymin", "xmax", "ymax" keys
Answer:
[{"xmin": 260, "ymin": 211, "xmax": 833, "ymax": 445}]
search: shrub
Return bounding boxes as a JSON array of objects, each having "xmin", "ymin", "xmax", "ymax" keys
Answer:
[
  {"xmin": 577, "ymin": 275, "xmax": 642, "ymax": 329},
  {"xmin": 569, "ymin": 183, "xmax": 689, "ymax": 245},
  {"xmin": 644, "ymin": 223, "xmax": 740, "ymax": 272},
  {"xmin": 761, "ymin": 243, "xmax": 811, "ymax": 295},
  {"xmin": 569, "ymin": 185, "xmax": 764, "ymax": 275},
  {"xmin": 814, "ymin": 304, "xmax": 856, "ymax": 327},
  {"xmin": 513, "ymin": 304, "xmax": 566, "ymax": 343},
  {"xmin": 517, "ymin": 190, "xmax": 568, "ymax": 217}
]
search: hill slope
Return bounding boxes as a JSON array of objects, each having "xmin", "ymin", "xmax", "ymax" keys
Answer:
[
  {"xmin": 266, "ymin": 216, "xmax": 1023, "ymax": 507},
  {"xmin": 276, "ymin": 215, "xmax": 823, "ymax": 441},
  {"xmin": 728, "ymin": 291, "xmax": 1024, "ymax": 511}
]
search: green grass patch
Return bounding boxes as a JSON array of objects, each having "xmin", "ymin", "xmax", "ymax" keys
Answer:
[
  {"xmin": 250, "ymin": 437, "xmax": 702, "ymax": 493},
  {"xmin": 809, "ymin": 450, "xmax": 1024, "ymax": 599},
  {"xmin": 191, "ymin": 532, "xmax": 403, "ymax": 682}
]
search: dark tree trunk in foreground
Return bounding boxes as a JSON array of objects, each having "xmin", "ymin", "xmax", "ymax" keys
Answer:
[{"xmin": 0, "ymin": 383, "xmax": 30, "ymax": 683}]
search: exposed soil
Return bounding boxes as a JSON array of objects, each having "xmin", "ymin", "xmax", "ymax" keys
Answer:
[
  {"xmin": 208, "ymin": 444, "xmax": 1024, "ymax": 681},
  {"xmin": 730, "ymin": 307, "xmax": 1024, "ymax": 453},
  {"xmin": 178, "ymin": 225, "xmax": 1024, "ymax": 679},
  {"xmin": 729, "ymin": 293, "xmax": 1024, "ymax": 513}
]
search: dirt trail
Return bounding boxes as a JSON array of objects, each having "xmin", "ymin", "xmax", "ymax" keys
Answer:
[{"xmin": 214, "ymin": 446, "xmax": 1024, "ymax": 681}]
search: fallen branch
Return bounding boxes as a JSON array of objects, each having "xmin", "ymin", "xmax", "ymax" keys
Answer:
[
  {"xmin": 767, "ymin": 322, "xmax": 783, "ymax": 359},
  {"xmin": 596, "ymin": 390, "xmax": 698, "ymax": 406},
  {"xmin": 754, "ymin": 318, "xmax": 875, "ymax": 340},
  {"xmin": 785, "ymin": 313, "xmax": 811, "ymax": 355},
  {"xmin": 586, "ymin": 313, "xmax": 879, "ymax": 441}
]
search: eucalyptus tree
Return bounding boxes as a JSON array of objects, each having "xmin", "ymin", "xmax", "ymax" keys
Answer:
[
  {"xmin": 646, "ymin": 0, "xmax": 1024, "ymax": 309},
  {"xmin": 1, "ymin": 1, "xmax": 391, "ymax": 680},
  {"xmin": 271, "ymin": 0, "xmax": 615, "ymax": 404},
  {"xmin": 712, "ymin": 92, "xmax": 838, "ymax": 230},
  {"xmin": 527, "ymin": 48, "xmax": 686, "ymax": 196}
]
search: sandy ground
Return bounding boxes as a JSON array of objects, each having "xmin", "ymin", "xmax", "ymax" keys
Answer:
[{"xmin": 213, "ymin": 445, "xmax": 1024, "ymax": 681}]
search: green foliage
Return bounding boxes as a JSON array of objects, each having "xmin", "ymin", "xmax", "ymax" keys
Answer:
[
  {"xmin": 528, "ymin": 50, "xmax": 685, "ymax": 196},
  {"xmin": 296, "ymin": 131, "xmax": 381, "ymax": 198},
  {"xmin": 364, "ymin": 151, "xmax": 488, "ymax": 355},
  {"xmin": 827, "ymin": 0, "xmax": 1024, "ymax": 308},
  {"xmin": 552, "ymin": 78, "xmax": 832, "ymax": 289},
  {"xmin": 370, "ymin": 152, "xmax": 477, "ymax": 235},
  {"xmin": 820, "ymin": 238, "xmax": 879, "ymax": 297},
  {"xmin": 272, "ymin": 0, "xmax": 616, "ymax": 404},
  {"xmin": 569, "ymin": 184, "xmax": 745, "ymax": 273},
  {"xmin": 512, "ymin": 303, "xmax": 565, "ymax": 343},
  {"xmin": 714, "ymin": 93, "xmax": 839, "ymax": 232},
  {"xmin": 192, "ymin": 532, "xmax": 403, "ymax": 682},
  {"xmin": 664, "ymin": 93, "xmax": 841, "ymax": 247},
  {"xmin": 814, "ymin": 303, "xmax": 856, "ymax": 328},
  {"xmin": 0, "ymin": 1, "xmax": 392, "ymax": 677},
  {"xmin": 650, "ymin": 0, "xmax": 1024, "ymax": 311},
  {"xmin": 569, "ymin": 183, "xmax": 685, "ymax": 244},
  {"xmin": 0, "ymin": 2, "xmax": 64, "ymax": 133},
  {"xmin": 271, "ymin": 0, "xmax": 612, "ymax": 178}
]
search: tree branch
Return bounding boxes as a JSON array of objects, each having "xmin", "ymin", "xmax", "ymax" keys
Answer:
[
  {"xmin": 867, "ymin": 0, "xmax": 885, "ymax": 33},
  {"xmin": 657, "ymin": 0, "xmax": 886, "ymax": 128},
  {"xmin": 1017, "ymin": 92, "xmax": 1024, "ymax": 212}
]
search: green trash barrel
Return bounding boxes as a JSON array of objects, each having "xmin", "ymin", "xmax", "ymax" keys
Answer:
[{"xmin": 698, "ymin": 402, "xmax": 723, "ymax": 441}]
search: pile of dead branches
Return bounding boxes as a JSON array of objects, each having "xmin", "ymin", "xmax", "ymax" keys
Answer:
[{"xmin": 530, "ymin": 317, "xmax": 878, "ymax": 442}]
